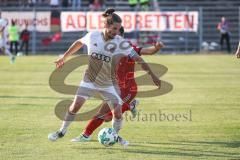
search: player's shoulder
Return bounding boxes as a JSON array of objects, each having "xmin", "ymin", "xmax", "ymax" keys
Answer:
[
  {"xmin": 83, "ymin": 30, "xmax": 100, "ymax": 37},
  {"xmin": 114, "ymin": 35, "xmax": 131, "ymax": 46},
  {"xmin": 114, "ymin": 35, "xmax": 125, "ymax": 42},
  {"xmin": 87, "ymin": 31, "xmax": 102, "ymax": 40},
  {"xmin": 91, "ymin": 31, "xmax": 101, "ymax": 36}
]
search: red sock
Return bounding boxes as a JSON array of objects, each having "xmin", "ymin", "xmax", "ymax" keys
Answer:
[
  {"xmin": 104, "ymin": 111, "xmax": 113, "ymax": 120},
  {"xmin": 83, "ymin": 116, "xmax": 104, "ymax": 137},
  {"xmin": 83, "ymin": 103, "xmax": 131, "ymax": 137},
  {"xmin": 122, "ymin": 103, "xmax": 130, "ymax": 113}
]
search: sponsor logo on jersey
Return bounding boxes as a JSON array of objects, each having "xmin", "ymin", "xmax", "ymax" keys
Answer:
[{"xmin": 91, "ymin": 52, "xmax": 111, "ymax": 62}]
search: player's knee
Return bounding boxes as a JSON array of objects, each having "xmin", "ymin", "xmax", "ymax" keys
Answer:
[
  {"xmin": 113, "ymin": 111, "xmax": 122, "ymax": 119},
  {"xmin": 104, "ymin": 116, "xmax": 112, "ymax": 122},
  {"xmin": 69, "ymin": 105, "xmax": 79, "ymax": 113}
]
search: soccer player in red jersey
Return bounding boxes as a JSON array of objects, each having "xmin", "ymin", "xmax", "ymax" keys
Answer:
[{"xmin": 71, "ymin": 26, "xmax": 164, "ymax": 142}]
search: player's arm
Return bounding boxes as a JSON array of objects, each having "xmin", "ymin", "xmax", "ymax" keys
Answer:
[
  {"xmin": 131, "ymin": 52, "xmax": 161, "ymax": 88},
  {"xmin": 55, "ymin": 39, "xmax": 84, "ymax": 68},
  {"xmin": 140, "ymin": 41, "xmax": 165, "ymax": 55},
  {"xmin": 235, "ymin": 41, "xmax": 240, "ymax": 58}
]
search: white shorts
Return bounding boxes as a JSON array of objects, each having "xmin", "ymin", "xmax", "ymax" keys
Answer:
[{"xmin": 76, "ymin": 81, "xmax": 123, "ymax": 108}]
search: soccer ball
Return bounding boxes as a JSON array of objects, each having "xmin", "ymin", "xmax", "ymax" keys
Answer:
[{"xmin": 98, "ymin": 128, "xmax": 118, "ymax": 147}]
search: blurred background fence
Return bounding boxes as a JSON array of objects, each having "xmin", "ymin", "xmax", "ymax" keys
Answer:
[{"xmin": 0, "ymin": 0, "xmax": 239, "ymax": 54}]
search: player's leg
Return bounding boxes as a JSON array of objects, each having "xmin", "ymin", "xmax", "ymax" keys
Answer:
[
  {"xmin": 110, "ymin": 102, "xmax": 130, "ymax": 146},
  {"xmin": 99, "ymin": 90, "xmax": 133, "ymax": 123},
  {"xmin": 1, "ymin": 42, "xmax": 15, "ymax": 64},
  {"xmin": 220, "ymin": 34, "xmax": 224, "ymax": 51},
  {"xmin": 72, "ymin": 100, "xmax": 138, "ymax": 143},
  {"xmin": 71, "ymin": 102, "xmax": 111, "ymax": 142},
  {"xmin": 226, "ymin": 33, "xmax": 231, "ymax": 53},
  {"xmin": 60, "ymin": 95, "xmax": 86, "ymax": 132},
  {"xmin": 111, "ymin": 103, "xmax": 123, "ymax": 133},
  {"xmin": 103, "ymin": 100, "xmax": 139, "ymax": 122},
  {"xmin": 25, "ymin": 41, "xmax": 29, "ymax": 55},
  {"xmin": 100, "ymin": 87, "xmax": 129, "ymax": 146},
  {"xmin": 6, "ymin": 49, "xmax": 16, "ymax": 64},
  {"xmin": 83, "ymin": 102, "xmax": 111, "ymax": 136},
  {"xmin": 19, "ymin": 41, "xmax": 24, "ymax": 53},
  {"xmin": 121, "ymin": 89, "xmax": 139, "ymax": 118},
  {"xmin": 14, "ymin": 41, "xmax": 18, "ymax": 55},
  {"xmin": 48, "ymin": 95, "xmax": 86, "ymax": 141},
  {"xmin": 48, "ymin": 85, "xmax": 93, "ymax": 141},
  {"xmin": 103, "ymin": 102, "xmax": 132, "ymax": 122},
  {"xmin": 10, "ymin": 41, "xmax": 13, "ymax": 55},
  {"xmin": 98, "ymin": 88, "xmax": 139, "ymax": 123}
]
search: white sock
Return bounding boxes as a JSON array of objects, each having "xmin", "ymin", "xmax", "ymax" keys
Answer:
[
  {"xmin": 112, "ymin": 118, "xmax": 123, "ymax": 133},
  {"xmin": 59, "ymin": 111, "xmax": 76, "ymax": 134}
]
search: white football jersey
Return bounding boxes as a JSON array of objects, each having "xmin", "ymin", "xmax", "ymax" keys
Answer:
[{"xmin": 78, "ymin": 31, "xmax": 137, "ymax": 88}]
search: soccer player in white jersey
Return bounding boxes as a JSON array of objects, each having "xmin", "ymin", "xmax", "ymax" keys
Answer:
[
  {"xmin": 0, "ymin": 18, "xmax": 15, "ymax": 63},
  {"xmin": 48, "ymin": 8, "xmax": 158, "ymax": 146},
  {"xmin": 70, "ymin": 26, "xmax": 164, "ymax": 143}
]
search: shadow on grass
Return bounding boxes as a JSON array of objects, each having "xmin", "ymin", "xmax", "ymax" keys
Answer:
[
  {"xmin": 70, "ymin": 141, "xmax": 240, "ymax": 159},
  {"xmin": 130, "ymin": 142, "xmax": 240, "ymax": 158},
  {"xmin": 125, "ymin": 149, "xmax": 240, "ymax": 159},
  {"xmin": 0, "ymin": 95, "xmax": 65, "ymax": 100},
  {"xmin": 176, "ymin": 140, "xmax": 240, "ymax": 148}
]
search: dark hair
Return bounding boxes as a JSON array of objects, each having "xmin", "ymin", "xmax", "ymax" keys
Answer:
[
  {"xmin": 119, "ymin": 26, "xmax": 124, "ymax": 36},
  {"xmin": 102, "ymin": 8, "xmax": 122, "ymax": 26},
  {"xmin": 11, "ymin": 20, "xmax": 16, "ymax": 26}
]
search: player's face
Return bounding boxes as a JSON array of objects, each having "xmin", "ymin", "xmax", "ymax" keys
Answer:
[
  {"xmin": 106, "ymin": 22, "xmax": 121, "ymax": 39},
  {"xmin": 117, "ymin": 28, "xmax": 121, "ymax": 36}
]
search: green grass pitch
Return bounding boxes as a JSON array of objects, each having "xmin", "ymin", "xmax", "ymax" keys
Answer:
[{"xmin": 0, "ymin": 54, "xmax": 239, "ymax": 160}]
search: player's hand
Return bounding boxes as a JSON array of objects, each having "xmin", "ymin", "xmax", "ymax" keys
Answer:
[
  {"xmin": 235, "ymin": 51, "xmax": 240, "ymax": 58},
  {"xmin": 154, "ymin": 41, "xmax": 165, "ymax": 50},
  {"xmin": 151, "ymin": 74, "xmax": 161, "ymax": 89},
  {"xmin": 54, "ymin": 57, "xmax": 65, "ymax": 68}
]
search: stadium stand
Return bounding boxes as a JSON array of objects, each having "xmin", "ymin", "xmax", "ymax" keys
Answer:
[{"xmin": 0, "ymin": 0, "xmax": 239, "ymax": 53}]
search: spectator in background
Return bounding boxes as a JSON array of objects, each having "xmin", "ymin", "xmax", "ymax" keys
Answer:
[
  {"xmin": 62, "ymin": 0, "xmax": 69, "ymax": 7},
  {"xmin": 89, "ymin": 0, "xmax": 102, "ymax": 11},
  {"xmin": 8, "ymin": 20, "xmax": 20, "ymax": 55},
  {"xmin": 217, "ymin": 16, "xmax": 231, "ymax": 53},
  {"xmin": 235, "ymin": 41, "xmax": 240, "ymax": 58},
  {"xmin": 20, "ymin": 24, "xmax": 30, "ymax": 56},
  {"xmin": 21, "ymin": 0, "xmax": 36, "ymax": 7},
  {"xmin": 28, "ymin": 0, "xmax": 36, "ymax": 7},
  {"xmin": 128, "ymin": 0, "xmax": 138, "ymax": 11},
  {"xmin": 72, "ymin": 0, "xmax": 81, "ymax": 10},
  {"xmin": 140, "ymin": 0, "xmax": 150, "ymax": 11},
  {"xmin": 21, "ymin": 0, "xmax": 29, "ymax": 7},
  {"xmin": 49, "ymin": 0, "xmax": 59, "ymax": 7}
]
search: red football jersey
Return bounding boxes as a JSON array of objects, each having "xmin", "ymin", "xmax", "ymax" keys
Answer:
[{"xmin": 116, "ymin": 45, "xmax": 142, "ymax": 94}]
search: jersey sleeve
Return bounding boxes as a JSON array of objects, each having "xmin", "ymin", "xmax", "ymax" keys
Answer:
[
  {"xmin": 132, "ymin": 45, "xmax": 142, "ymax": 56},
  {"xmin": 118, "ymin": 38, "xmax": 139, "ymax": 58},
  {"xmin": 128, "ymin": 47, "xmax": 139, "ymax": 58},
  {"xmin": 78, "ymin": 32, "xmax": 91, "ymax": 46}
]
